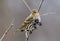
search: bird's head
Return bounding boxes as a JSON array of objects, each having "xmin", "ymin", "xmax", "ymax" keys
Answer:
[{"xmin": 32, "ymin": 9, "xmax": 39, "ymax": 15}]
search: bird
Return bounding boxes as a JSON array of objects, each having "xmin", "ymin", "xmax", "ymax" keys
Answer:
[{"xmin": 17, "ymin": 9, "xmax": 42, "ymax": 32}]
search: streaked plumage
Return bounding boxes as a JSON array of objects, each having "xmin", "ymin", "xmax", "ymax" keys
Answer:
[{"xmin": 18, "ymin": 9, "xmax": 42, "ymax": 32}]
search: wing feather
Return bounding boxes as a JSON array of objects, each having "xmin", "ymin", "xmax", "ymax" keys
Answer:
[{"xmin": 19, "ymin": 14, "xmax": 34, "ymax": 30}]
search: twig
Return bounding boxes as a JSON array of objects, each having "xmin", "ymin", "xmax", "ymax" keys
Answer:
[
  {"xmin": 22, "ymin": 0, "xmax": 32, "ymax": 12},
  {"xmin": 0, "ymin": 18, "xmax": 15, "ymax": 41}
]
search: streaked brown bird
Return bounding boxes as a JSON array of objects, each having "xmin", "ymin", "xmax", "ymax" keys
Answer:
[{"xmin": 17, "ymin": 9, "xmax": 42, "ymax": 32}]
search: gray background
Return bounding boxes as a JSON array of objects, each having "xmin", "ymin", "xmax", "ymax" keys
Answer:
[{"xmin": 0, "ymin": 0, "xmax": 60, "ymax": 41}]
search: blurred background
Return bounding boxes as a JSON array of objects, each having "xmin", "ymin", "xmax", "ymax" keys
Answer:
[{"xmin": 0, "ymin": 0, "xmax": 60, "ymax": 41}]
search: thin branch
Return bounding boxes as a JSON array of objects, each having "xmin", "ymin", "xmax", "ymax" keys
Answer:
[
  {"xmin": 0, "ymin": 18, "xmax": 15, "ymax": 41},
  {"xmin": 22, "ymin": 0, "xmax": 32, "ymax": 12},
  {"xmin": 41, "ymin": 12, "xmax": 56, "ymax": 16},
  {"xmin": 38, "ymin": 0, "xmax": 44, "ymax": 12}
]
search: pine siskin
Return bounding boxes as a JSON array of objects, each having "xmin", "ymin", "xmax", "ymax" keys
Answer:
[{"xmin": 18, "ymin": 9, "xmax": 42, "ymax": 32}]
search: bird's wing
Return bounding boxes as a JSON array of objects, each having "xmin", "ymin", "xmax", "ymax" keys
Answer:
[{"xmin": 19, "ymin": 14, "xmax": 34, "ymax": 30}]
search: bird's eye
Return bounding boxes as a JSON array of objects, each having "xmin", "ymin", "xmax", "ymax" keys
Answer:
[{"xmin": 33, "ymin": 11, "xmax": 36, "ymax": 13}]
